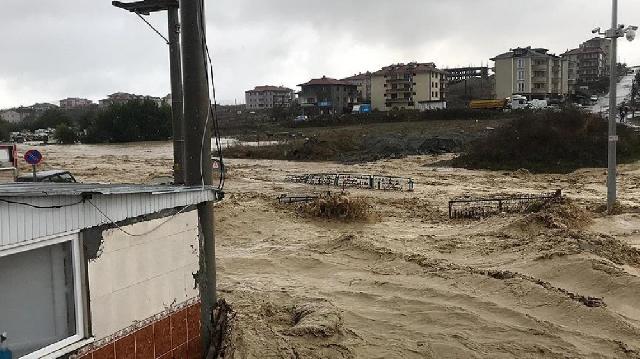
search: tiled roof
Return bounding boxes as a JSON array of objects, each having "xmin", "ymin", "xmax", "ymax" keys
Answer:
[
  {"xmin": 372, "ymin": 62, "xmax": 445, "ymax": 76},
  {"xmin": 491, "ymin": 47, "xmax": 557, "ymax": 60},
  {"xmin": 246, "ymin": 86, "xmax": 293, "ymax": 93},
  {"xmin": 298, "ymin": 76, "xmax": 355, "ymax": 87}
]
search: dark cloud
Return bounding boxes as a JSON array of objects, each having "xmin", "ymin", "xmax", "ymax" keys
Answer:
[{"xmin": 0, "ymin": 0, "xmax": 638, "ymax": 107}]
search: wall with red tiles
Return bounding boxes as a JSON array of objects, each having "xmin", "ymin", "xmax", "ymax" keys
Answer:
[{"xmin": 75, "ymin": 301, "xmax": 201, "ymax": 359}]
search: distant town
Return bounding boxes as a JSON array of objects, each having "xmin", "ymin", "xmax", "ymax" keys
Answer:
[{"xmin": 0, "ymin": 35, "xmax": 630, "ymax": 146}]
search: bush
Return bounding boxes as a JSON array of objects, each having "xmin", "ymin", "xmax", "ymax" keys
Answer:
[
  {"xmin": 299, "ymin": 194, "xmax": 371, "ymax": 221},
  {"xmin": 0, "ymin": 118, "xmax": 10, "ymax": 141},
  {"xmin": 452, "ymin": 109, "xmax": 640, "ymax": 173}
]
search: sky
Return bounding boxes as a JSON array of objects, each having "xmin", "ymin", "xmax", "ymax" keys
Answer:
[{"xmin": 1, "ymin": 0, "xmax": 639, "ymax": 108}]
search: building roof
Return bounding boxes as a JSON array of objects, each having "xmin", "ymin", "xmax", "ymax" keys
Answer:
[
  {"xmin": 372, "ymin": 62, "xmax": 446, "ymax": 76},
  {"xmin": 0, "ymin": 183, "xmax": 220, "ymax": 250},
  {"xmin": 562, "ymin": 48, "xmax": 582, "ymax": 56},
  {"xmin": 298, "ymin": 76, "xmax": 355, "ymax": 87},
  {"xmin": 491, "ymin": 47, "xmax": 559, "ymax": 61},
  {"xmin": 245, "ymin": 86, "xmax": 293, "ymax": 93},
  {"xmin": 342, "ymin": 72, "xmax": 372, "ymax": 81},
  {"xmin": 0, "ymin": 183, "xmax": 218, "ymax": 197}
]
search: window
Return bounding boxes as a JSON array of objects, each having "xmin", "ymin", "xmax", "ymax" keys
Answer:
[
  {"xmin": 517, "ymin": 82, "xmax": 525, "ymax": 92},
  {"xmin": 0, "ymin": 234, "xmax": 86, "ymax": 359},
  {"xmin": 517, "ymin": 59, "xmax": 525, "ymax": 68},
  {"xmin": 517, "ymin": 70, "xmax": 525, "ymax": 80}
]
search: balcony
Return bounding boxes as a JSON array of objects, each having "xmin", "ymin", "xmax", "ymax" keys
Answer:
[
  {"xmin": 532, "ymin": 64, "xmax": 548, "ymax": 71},
  {"xmin": 387, "ymin": 77, "xmax": 412, "ymax": 84},
  {"xmin": 385, "ymin": 97, "xmax": 411, "ymax": 104},
  {"xmin": 532, "ymin": 77, "xmax": 548, "ymax": 83}
]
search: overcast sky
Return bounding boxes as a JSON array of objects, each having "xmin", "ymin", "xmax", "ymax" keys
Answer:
[{"xmin": 1, "ymin": 0, "xmax": 639, "ymax": 108}]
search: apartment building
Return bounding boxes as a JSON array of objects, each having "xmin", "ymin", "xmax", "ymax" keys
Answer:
[
  {"xmin": 492, "ymin": 47, "xmax": 570, "ymax": 100},
  {"xmin": 298, "ymin": 76, "xmax": 358, "ymax": 115},
  {"xmin": 342, "ymin": 72, "xmax": 373, "ymax": 103},
  {"xmin": 561, "ymin": 49, "xmax": 580, "ymax": 95},
  {"xmin": 99, "ymin": 93, "xmax": 162, "ymax": 107},
  {"xmin": 245, "ymin": 86, "xmax": 295, "ymax": 109},
  {"xmin": 562, "ymin": 37, "xmax": 611, "ymax": 86},
  {"xmin": 60, "ymin": 97, "xmax": 94, "ymax": 110},
  {"xmin": 371, "ymin": 62, "xmax": 447, "ymax": 111}
]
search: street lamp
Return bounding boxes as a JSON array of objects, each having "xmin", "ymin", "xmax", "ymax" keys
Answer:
[{"xmin": 593, "ymin": 0, "xmax": 637, "ymax": 213}]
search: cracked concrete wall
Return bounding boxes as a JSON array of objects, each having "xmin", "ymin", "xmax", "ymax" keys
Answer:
[{"xmin": 86, "ymin": 210, "xmax": 200, "ymax": 340}]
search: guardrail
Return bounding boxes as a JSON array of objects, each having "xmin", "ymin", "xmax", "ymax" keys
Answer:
[
  {"xmin": 286, "ymin": 173, "xmax": 415, "ymax": 192},
  {"xmin": 448, "ymin": 190, "xmax": 562, "ymax": 219}
]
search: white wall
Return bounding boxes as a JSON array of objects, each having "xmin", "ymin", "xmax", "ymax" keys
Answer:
[{"xmin": 87, "ymin": 211, "xmax": 200, "ymax": 340}]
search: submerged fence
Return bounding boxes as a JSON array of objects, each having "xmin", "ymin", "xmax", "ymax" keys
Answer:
[
  {"xmin": 448, "ymin": 190, "xmax": 562, "ymax": 219},
  {"xmin": 286, "ymin": 173, "xmax": 415, "ymax": 192}
]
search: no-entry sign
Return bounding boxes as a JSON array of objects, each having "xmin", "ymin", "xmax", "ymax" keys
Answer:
[{"xmin": 24, "ymin": 150, "xmax": 43, "ymax": 165}]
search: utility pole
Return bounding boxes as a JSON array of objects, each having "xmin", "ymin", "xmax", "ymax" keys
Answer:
[
  {"xmin": 111, "ymin": 0, "xmax": 185, "ymax": 185},
  {"xmin": 593, "ymin": 0, "xmax": 638, "ymax": 213},
  {"xmin": 168, "ymin": 6, "xmax": 185, "ymax": 185},
  {"xmin": 180, "ymin": 0, "xmax": 216, "ymax": 356},
  {"xmin": 607, "ymin": 0, "xmax": 619, "ymax": 213}
]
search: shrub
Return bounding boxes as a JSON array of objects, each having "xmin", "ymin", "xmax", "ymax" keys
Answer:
[{"xmin": 452, "ymin": 109, "xmax": 640, "ymax": 173}]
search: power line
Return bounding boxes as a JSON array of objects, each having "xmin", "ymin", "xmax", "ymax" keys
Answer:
[
  {"xmin": 135, "ymin": 13, "xmax": 170, "ymax": 45},
  {"xmin": 0, "ymin": 197, "xmax": 85, "ymax": 209}
]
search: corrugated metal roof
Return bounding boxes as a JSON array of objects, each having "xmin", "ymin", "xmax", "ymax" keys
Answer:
[
  {"xmin": 0, "ymin": 183, "xmax": 220, "ymax": 251},
  {"xmin": 0, "ymin": 183, "xmax": 219, "ymax": 197}
]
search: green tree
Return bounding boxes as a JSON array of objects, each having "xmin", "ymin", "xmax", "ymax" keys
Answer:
[
  {"xmin": 84, "ymin": 100, "xmax": 172, "ymax": 143},
  {"xmin": 54, "ymin": 123, "xmax": 78, "ymax": 144}
]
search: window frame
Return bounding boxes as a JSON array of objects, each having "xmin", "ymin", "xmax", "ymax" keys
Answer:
[{"xmin": 0, "ymin": 232, "xmax": 87, "ymax": 359}]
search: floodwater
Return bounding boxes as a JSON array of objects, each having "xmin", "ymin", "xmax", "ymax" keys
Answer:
[{"xmin": 22, "ymin": 143, "xmax": 640, "ymax": 358}]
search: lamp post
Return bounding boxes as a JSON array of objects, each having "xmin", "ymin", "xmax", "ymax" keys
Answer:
[{"xmin": 592, "ymin": 0, "xmax": 637, "ymax": 213}]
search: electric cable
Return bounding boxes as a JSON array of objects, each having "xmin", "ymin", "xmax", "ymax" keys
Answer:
[
  {"xmin": 87, "ymin": 199, "xmax": 192, "ymax": 237},
  {"xmin": 135, "ymin": 13, "xmax": 171, "ymax": 45},
  {"xmin": 0, "ymin": 197, "xmax": 85, "ymax": 209}
]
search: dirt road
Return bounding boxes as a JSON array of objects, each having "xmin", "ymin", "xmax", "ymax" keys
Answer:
[{"xmin": 23, "ymin": 143, "xmax": 640, "ymax": 358}]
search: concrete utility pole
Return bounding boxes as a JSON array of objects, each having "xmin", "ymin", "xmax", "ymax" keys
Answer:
[
  {"xmin": 593, "ymin": 0, "xmax": 637, "ymax": 213},
  {"xmin": 111, "ymin": 0, "xmax": 185, "ymax": 185},
  {"xmin": 607, "ymin": 0, "xmax": 619, "ymax": 213},
  {"xmin": 180, "ymin": 0, "xmax": 216, "ymax": 356},
  {"xmin": 168, "ymin": 6, "xmax": 185, "ymax": 185}
]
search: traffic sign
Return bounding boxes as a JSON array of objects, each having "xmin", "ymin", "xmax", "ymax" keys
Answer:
[{"xmin": 24, "ymin": 150, "xmax": 43, "ymax": 165}]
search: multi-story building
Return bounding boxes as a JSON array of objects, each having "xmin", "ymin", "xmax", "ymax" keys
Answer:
[
  {"xmin": 0, "ymin": 109, "xmax": 29, "ymax": 124},
  {"xmin": 245, "ymin": 86, "xmax": 295, "ymax": 109},
  {"xmin": 561, "ymin": 48, "xmax": 581, "ymax": 95},
  {"xmin": 562, "ymin": 37, "xmax": 611, "ymax": 86},
  {"xmin": 60, "ymin": 98, "xmax": 93, "ymax": 110},
  {"xmin": 297, "ymin": 77, "xmax": 358, "ymax": 115},
  {"xmin": 99, "ymin": 93, "xmax": 162, "ymax": 107},
  {"xmin": 342, "ymin": 72, "xmax": 372, "ymax": 103},
  {"xmin": 371, "ymin": 62, "xmax": 447, "ymax": 111},
  {"xmin": 492, "ymin": 47, "xmax": 570, "ymax": 100}
]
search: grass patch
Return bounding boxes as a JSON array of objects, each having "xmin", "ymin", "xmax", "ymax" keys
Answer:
[{"xmin": 452, "ymin": 109, "xmax": 640, "ymax": 173}]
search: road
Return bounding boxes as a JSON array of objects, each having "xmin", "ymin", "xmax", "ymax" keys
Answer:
[{"xmin": 590, "ymin": 67, "xmax": 638, "ymax": 118}]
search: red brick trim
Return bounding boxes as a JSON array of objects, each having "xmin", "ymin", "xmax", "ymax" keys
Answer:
[{"xmin": 73, "ymin": 299, "xmax": 201, "ymax": 359}]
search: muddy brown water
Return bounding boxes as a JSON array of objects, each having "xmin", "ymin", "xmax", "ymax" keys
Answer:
[{"xmin": 18, "ymin": 143, "xmax": 640, "ymax": 358}]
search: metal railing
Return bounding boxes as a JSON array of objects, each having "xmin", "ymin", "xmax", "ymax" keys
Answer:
[
  {"xmin": 286, "ymin": 173, "xmax": 415, "ymax": 192},
  {"xmin": 448, "ymin": 190, "xmax": 562, "ymax": 219}
]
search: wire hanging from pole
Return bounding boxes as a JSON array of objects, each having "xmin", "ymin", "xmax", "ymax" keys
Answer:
[{"xmin": 136, "ymin": 13, "xmax": 171, "ymax": 45}]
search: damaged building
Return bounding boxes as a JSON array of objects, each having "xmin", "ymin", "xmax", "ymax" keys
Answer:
[{"xmin": 0, "ymin": 183, "xmax": 219, "ymax": 358}]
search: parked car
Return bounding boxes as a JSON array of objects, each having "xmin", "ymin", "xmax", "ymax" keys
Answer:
[
  {"xmin": 16, "ymin": 170, "xmax": 77, "ymax": 183},
  {"xmin": 294, "ymin": 115, "xmax": 308, "ymax": 123}
]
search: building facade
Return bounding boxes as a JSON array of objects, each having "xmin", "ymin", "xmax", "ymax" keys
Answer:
[
  {"xmin": 492, "ymin": 47, "xmax": 570, "ymax": 100},
  {"xmin": 298, "ymin": 77, "xmax": 358, "ymax": 115},
  {"xmin": 0, "ymin": 183, "xmax": 219, "ymax": 359},
  {"xmin": 245, "ymin": 86, "xmax": 295, "ymax": 109},
  {"xmin": 562, "ymin": 37, "xmax": 611, "ymax": 87},
  {"xmin": 342, "ymin": 72, "xmax": 373, "ymax": 103},
  {"xmin": 60, "ymin": 98, "xmax": 94, "ymax": 110},
  {"xmin": 371, "ymin": 62, "xmax": 447, "ymax": 111}
]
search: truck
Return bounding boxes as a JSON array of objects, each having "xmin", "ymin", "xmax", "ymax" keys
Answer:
[
  {"xmin": 0, "ymin": 144, "xmax": 18, "ymax": 183},
  {"xmin": 469, "ymin": 96, "xmax": 530, "ymax": 111},
  {"xmin": 469, "ymin": 99, "xmax": 507, "ymax": 110}
]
